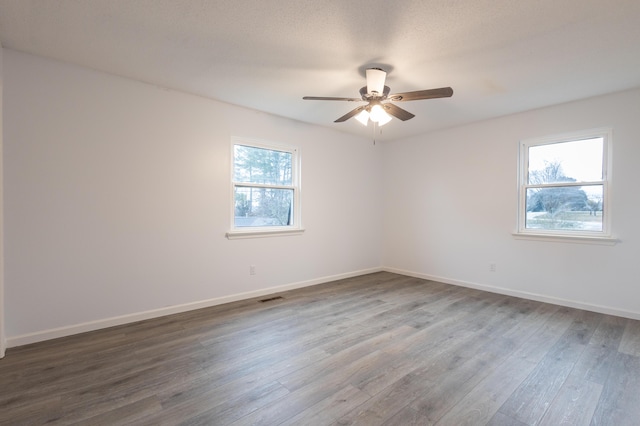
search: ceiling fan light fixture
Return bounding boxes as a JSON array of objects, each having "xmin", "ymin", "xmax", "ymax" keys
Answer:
[
  {"xmin": 366, "ymin": 68, "xmax": 386, "ymax": 95},
  {"xmin": 355, "ymin": 109, "xmax": 370, "ymax": 126},
  {"xmin": 369, "ymin": 104, "xmax": 391, "ymax": 125}
]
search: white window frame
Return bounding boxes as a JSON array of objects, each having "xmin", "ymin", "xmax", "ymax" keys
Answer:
[
  {"xmin": 226, "ymin": 137, "xmax": 303, "ymax": 240},
  {"xmin": 514, "ymin": 128, "xmax": 616, "ymax": 245}
]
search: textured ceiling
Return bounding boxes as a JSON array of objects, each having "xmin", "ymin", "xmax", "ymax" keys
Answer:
[{"xmin": 1, "ymin": 0, "xmax": 639, "ymax": 141}]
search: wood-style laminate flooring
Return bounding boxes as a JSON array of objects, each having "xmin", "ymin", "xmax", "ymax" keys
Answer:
[{"xmin": 2, "ymin": 272, "xmax": 640, "ymax": 425}]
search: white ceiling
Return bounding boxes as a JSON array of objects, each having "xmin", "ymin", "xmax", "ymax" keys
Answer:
[{"xmin": 1, "ymin": 0, "xmax": 639, "ymax": 141}]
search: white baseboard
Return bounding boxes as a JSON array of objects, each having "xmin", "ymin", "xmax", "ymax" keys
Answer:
[
  {"xmin": 10, "ymin": 265, "xmax": 638, "ymax": 349},
  {"xmin": 383, "ymin": 266, "xmax": 640, "ymax": 321},
  {"xmin": 7, "ymin": 267, "xmax": 383, "ymax": 348}
]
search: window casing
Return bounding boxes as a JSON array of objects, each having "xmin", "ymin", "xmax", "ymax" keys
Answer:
[
  {"xmin": 516, "ymin": 128, "xmax": 614, "ymax": 243},
  {"xmin": 227, "ymin": 138, "xmax": 302, "ymax": 239}
]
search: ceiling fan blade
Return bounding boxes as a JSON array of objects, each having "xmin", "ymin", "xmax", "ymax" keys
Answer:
[
  {"xmin": 334, "ymin": 105, "xmax": 366, "ymax": 122},
  {"xmin": 384, "ymin": 103, "xmax": 415, "ymax": 121},
  {"xmin": 303, "ymin": 96, "xmax": 362, "ymax": 102},
  {"xmin": 388, "ymin": 87, "xmax": 453, "ymax": 102}
]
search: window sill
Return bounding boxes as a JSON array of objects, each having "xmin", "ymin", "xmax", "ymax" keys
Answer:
[
  {"xmin": 512, "ymin": 232, "xmax": 618, "ymax": 246},
  {"xmin": 226, "ymin": 228, "xmax": 305, "ymax": 240}
]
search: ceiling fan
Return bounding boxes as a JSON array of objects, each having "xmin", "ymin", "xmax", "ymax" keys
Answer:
[{"xmin": 303, "ymin": 68, "xmax": 453, "ymax": 126}]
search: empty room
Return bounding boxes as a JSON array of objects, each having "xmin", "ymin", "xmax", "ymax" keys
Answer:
[{"xmin": 1, "ymin": 1, "xmax": 640, "ymax": 425}]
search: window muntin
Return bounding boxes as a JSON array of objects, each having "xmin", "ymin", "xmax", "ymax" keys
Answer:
[
  {"xmin": 518, "ymin": 129, "xmax": 611, "ymax": 238},
  {"xmin": 229, "ymin": 139, "xmax": 301, "ymax": 236}
]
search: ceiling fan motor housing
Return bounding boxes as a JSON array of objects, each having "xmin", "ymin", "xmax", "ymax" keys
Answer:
[{"xmin": 359, "ymin": 85, "xmax": 390, "ymax": 100}]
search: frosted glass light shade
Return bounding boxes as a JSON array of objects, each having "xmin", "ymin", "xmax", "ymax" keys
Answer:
[
  {"xmin": 377, "ymin": 111, "xmax": 392, "ymax": 126},
  {"xmin": 369, "ymin": 104, "xmax": 384, "ymax": 122},
  {"xmin": 355, "ymin": 110, "xmax": 370, "ymax": 126}
]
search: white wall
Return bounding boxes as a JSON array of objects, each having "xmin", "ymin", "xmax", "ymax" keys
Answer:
[
  {"xmin": 4, "ymin": 47, "xmax": 640, "ymax": 348},
  {"xmin": 382, "ymin": 88, "xmax": 640, "ymax": 317},
  {"xmin": 3, "ymin": 50, "xmax": 382, "ymax": 344}
]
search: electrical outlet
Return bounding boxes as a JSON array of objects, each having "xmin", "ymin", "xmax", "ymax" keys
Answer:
[
  {"xmin": 489, "ymin": 263, "xmax": 497, "ymax": 272},
  {"xmin": 250, "ymin": 265, "xmax": 256, "ymax": 275}
]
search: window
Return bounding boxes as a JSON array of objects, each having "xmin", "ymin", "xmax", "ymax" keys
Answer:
[
  {"xmin": 516, "ymin": 128, "xmax": 614, "ymax": 243},
  {"xmin": 226, "ymin": 138, "xmax": 302, "ymax": 239}
]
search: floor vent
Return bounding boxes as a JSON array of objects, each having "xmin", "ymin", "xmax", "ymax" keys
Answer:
[{"xmin": 259, "ymin": 296, "xmax": 284, "ymax": 303}]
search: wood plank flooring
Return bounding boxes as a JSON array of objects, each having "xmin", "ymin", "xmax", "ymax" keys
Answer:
[{"xmin": 2, "ymin": 272, "xmax": 640, "ymax": 425}]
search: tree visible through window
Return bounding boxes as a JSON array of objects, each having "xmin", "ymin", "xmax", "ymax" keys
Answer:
[
  {"xmin": 518, "ymin": 129, "xmax": 611, "ymax": 237},
  {"xmin": 231, "ymin": 140, "xmax": 300, "ymax": 232}
]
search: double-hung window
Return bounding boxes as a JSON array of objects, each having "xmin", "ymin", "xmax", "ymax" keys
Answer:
[
  {"xmin": 516, "ymin": 128, "xmax": 614, "ymax": 243},
  {"xmin": 227, "ymin": 138, "xmax": 302, "ymax": 239}
]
